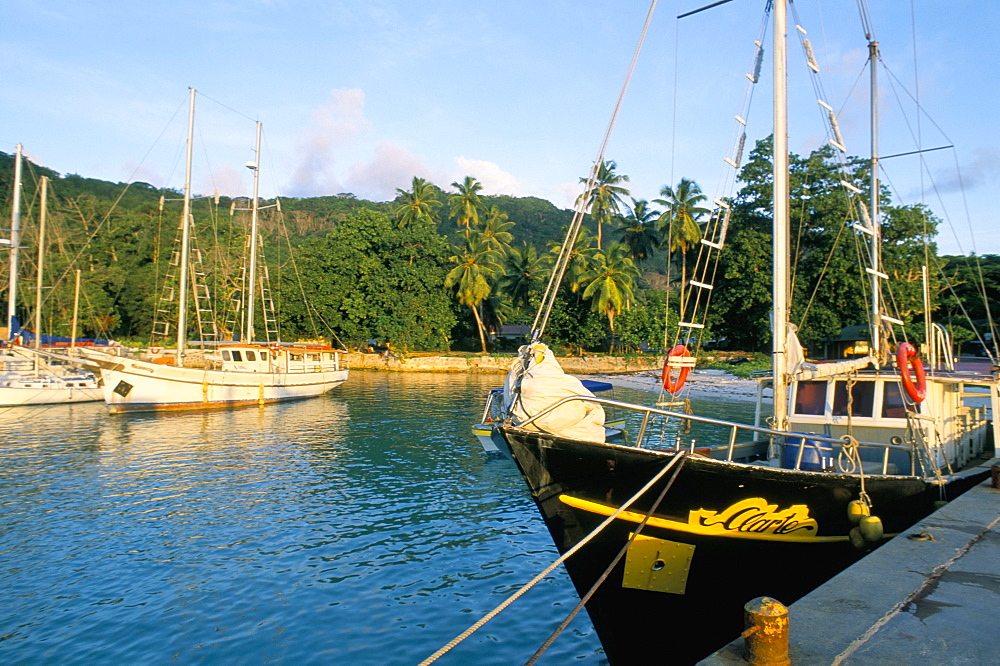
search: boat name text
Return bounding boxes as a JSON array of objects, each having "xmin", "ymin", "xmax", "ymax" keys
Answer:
[{"xmin": 689, "ymin": 498, "xmax": 817, "ymax": 536}]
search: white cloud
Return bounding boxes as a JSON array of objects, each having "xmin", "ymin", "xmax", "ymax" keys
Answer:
[
  {"xmin": 452, "ymin": 157, "xmax": 521, "ymax": 196},
  {"xmin": 553, "ymin": 181, "xmax": 585, "ymax": 210},
  {"xmin": 345, "ymin": 141, "xmax": 439, "ymax": 202},
  {"xmin": 198, "ymin": 162, "xmax": 246, "ymax": 200},
  {"xmin": 288, "ymin": 88, "xmax": 372, "ymax": 197}
]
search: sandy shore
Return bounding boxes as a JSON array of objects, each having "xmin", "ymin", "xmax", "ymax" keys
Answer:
[{"xmin": 591, "ymin": 369, "xmax": 771, "ymax": 403}]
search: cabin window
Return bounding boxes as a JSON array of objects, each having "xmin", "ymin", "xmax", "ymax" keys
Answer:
[
  {"xmin": 232, "ymin": 350, "xmax": 243, "ymax": 362},
  {"xmin": 222, "ymin": 350, "xmax": 231, "ymax": 361},
  {"xmin": 832, "ymin": 380, "xmax": 875, "ymax": 417},
  {"xmin": 246, "ymin": 351, "xmax": 257, "ymax": 361},
  {"xmin": 793, "ymin": 381, "xmax": 827, "ymax": 415},
  {"xmin": 882, "ymin": 382, "xmax": 907, "ymax": 418}
]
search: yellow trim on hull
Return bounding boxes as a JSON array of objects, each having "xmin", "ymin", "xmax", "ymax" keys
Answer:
[{"xmin": 559, "ymin": 494, "xmax": 855, "ymax": 544}]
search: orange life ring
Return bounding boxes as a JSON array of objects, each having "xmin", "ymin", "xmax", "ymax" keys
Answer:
[
  {"xmin": 150, "ymin": 345, "xmax": 162, "ymax": 355},
  {"xmin": 896, "ymin": 342, "xmax": 926, "ymax": 403},
  {"xmin": 661, "ymin": 344, "xmax": 692, "ymax": 393}
]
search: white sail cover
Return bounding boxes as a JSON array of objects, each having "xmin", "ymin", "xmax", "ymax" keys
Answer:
[
  {"xmin": 786, "ymin": 323, "xmax": 874, "ymax": 380},
  {"xmin": 503, "ymin": 342, "xmax": 606, "ymax": 443}
]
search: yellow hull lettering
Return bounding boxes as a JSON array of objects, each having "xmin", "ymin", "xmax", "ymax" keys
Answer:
[
  {"xmin": 560, "ymin": 495, "xmax": 847, "ymax": 544},
  {"xmin": 690, "ymin": 498, "xmax": 817, "ymax": 536}
]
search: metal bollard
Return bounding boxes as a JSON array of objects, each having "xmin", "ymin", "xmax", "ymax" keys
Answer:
[{"xmin": 742, "ymin": 596, "xmax": 790, "ymax": 665}]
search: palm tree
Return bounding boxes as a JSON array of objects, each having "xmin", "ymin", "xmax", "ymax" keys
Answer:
[
  {"xmin": 479, "ymin": 291, "xmax": 515, "ymax": 345},
  {"xmin": 654, "ymin": 178, "xmax": 709, "ymax": 312},
  {"xmin": 581, "ymin": 241, "xmax": 640, "ymax": 342},
  {"xmin": 500, "ymin": 242, "xmax": 549, "ymax": 309},
  {"xmin": 445, "ymin": 235, "xmax": 503, "ymax": 353},
  {"xmin": 448, "ymin": 176, "xmax": 483, "ymax": 229},
  {"xmin": 476, "ymin": 205, "xmax": 514, "ymax": 255},
  {"xmin": 395, "ymin": 176, "xmax": 441, "ymax": 228},
  {"xmin": 547, "ymin": 227, "xmax": 599, "ymax": 294},
  {"xmin": 616, "ymin": 198, "xmax": 661, "ymax": 262},
  {"xmin": 578, "ymin": 160, "xmax": 630, "ymax": 250}
]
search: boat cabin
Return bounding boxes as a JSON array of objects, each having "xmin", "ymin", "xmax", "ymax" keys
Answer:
[
  {"xmin": 217, "ymin": 344, "xmax": 343, "ymax": 374},
  {"xmin": 781, "ymin": 371, "xmax": 994, "ymax": 475}
]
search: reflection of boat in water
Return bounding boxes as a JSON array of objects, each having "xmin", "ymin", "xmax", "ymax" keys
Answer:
[
  {"xmin": 82, "ymin": 90, "xmax": 348, "ymax": 414},
  {"xmin": 473, "ymin": 378, "xmax": 623, "ymax": 455},
  {"xmin": 489, "ymin": 3, "xmax": 997, "ymax": 663}
]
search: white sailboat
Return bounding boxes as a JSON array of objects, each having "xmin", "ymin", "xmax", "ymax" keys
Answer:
[
  {"xmin": 1, "ymin": 145, "xmax": 102, "ymax": 407},
  {"xmin": 83, "ymin": 89, "xmax": 348, "ymax": 414}
]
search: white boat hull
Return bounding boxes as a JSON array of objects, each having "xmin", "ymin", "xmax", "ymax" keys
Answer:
[
  {"xmin": 99, "ymin": 355, "xmax": 348, "ymax": 413},
  {"xmin": 0, "ymin": 348, "xmax": 104, "ymax": 406},
  {"xmin": 0, "ymin": 374, "xmax": 103, "ymax": 406}
]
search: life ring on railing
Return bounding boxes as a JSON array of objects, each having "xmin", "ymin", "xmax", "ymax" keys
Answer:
[
  {"xmin": 150, "ymin": 345, "xmax": 162, "ymax": 355},
  {"xmin": 896, "ymin": 342, "xmax": 926, "ymax": 403},
  {"xmin": 661, "ymin": 344, "xmax": 693, "ymax": 394}
]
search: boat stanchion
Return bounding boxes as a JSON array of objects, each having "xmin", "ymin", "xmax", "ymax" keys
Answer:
[{"xmin": 741, "ymin": 596, "xmax": 790, "ymax": 665}]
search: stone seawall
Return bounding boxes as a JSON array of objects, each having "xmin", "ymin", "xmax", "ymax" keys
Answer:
[{"xmin": 342, "ymin": 352, "xmax": 665, "ymax": 375}]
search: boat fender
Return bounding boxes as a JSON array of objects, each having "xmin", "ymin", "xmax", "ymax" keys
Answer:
[
  {"xmin": 661, "ymin": 344, "xmax": 693, "ymax": 394},
  {"xmin": 847, "ymin": 499, "xmax": 869, "ymax": 525},
  {"xmin": 896, "ymin": 342, "xmax": 926, "ymax": 402},
  {"xmin": 859, "ymin": 515, "xmax": 884, "ymax": 542}
]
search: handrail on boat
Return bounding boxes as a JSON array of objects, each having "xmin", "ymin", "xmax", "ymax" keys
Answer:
[{"xmin": 507, "ymin": 394, "xmax": 913, "ymax": 473}]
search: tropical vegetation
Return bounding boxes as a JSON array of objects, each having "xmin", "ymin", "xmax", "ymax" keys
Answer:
[{"xmin": 0, "ymin": 143, "xmax": 994, "ymax": 359}]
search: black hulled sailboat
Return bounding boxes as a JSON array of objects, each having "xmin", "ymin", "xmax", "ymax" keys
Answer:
[{"xmin": 491, "ymin": 2, "xmax": 996, "ymax": 662}]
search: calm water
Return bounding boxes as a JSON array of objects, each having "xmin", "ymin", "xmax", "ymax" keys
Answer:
[{"xmin": 0, "ymin": 371, "xmax": 755, "ymax": 664}]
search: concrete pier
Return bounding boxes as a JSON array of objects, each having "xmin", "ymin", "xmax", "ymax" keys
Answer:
[{"xmin": 705, "ymin": 458, "xmax": 1000, "ymax": 664}]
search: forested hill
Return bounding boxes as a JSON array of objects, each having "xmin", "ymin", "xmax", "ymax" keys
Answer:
[
  {"xmin": 0, "ymin": 149, "xmax": 592, "ymax": 351},
  {"xmin": 0, "ymin": 150, "xmax": 575, "ymax": 248},
  {"xmin": 2, "ymin": 147, "xmax": 995, "ymax": 356}
]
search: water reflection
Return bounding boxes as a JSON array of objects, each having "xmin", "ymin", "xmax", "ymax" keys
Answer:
[{"xmin": 0, "ymin": 372, "xmax": 757, "ymax": 664}]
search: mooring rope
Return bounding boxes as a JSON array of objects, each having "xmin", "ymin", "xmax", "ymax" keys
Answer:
[
  {"xmin": 525, "ymin": 454, "xmax": 688, "ymax": 665},
  {"xmin": 419, "ymin": 449, "xmax": 685, "ymax": 665}
]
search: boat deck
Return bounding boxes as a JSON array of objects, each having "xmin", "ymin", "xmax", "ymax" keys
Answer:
[{"xmin": 704, "ymin": 456, "xmax": 1000, "ymax": 664}]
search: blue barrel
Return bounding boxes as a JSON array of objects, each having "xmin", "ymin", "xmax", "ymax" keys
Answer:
[{"xmin": 782, "ymin": 436, "xmax": 834, "ymax": 470}]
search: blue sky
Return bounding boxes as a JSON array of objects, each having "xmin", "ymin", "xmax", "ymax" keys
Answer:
[{"xmin": 2, "ymin": 0, "xmax": 996, "ymax": 255}]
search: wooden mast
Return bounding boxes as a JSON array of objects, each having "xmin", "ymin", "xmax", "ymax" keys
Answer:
[
  {"xmin": 245, "ymin": 121, "xmax": 262, "ymax": 343},
  {"xmin": 175, "ymin": 88, "xmax": 196, "ymax": 364},
  {"xmin": 6, "ymin": 144, "xmax": 22, "ymax": 339}
]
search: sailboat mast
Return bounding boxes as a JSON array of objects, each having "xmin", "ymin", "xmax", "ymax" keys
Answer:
[
  {"xmin": 772, "ymin": 0, "xmax": 790, "ymax": 430},
  {"xmin": 868, "ymin": 38, "xmax": 882, "ymax": 363},
  {"xmin": 6, "ymin": 144, "xmax": 23, "ymax": 339},
  {"xmin": 176, "ymin": 88, "xmax": 196, "ymax": 363},
  {"xmin": 34, "ymin": 176, "xmax": 48, "ymax": 349},
  {"xmin": 71, "ymin": 269, "xmax": 80, "ymax": 350},
  {"xmin": 244, "ymin": 121, "xmax": 262, "ymax": 343}
]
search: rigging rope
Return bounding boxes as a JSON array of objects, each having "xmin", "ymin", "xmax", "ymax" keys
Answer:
[{"xmin": 531, "ymin": 0, "xmax": 659, "ymax": 342}]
